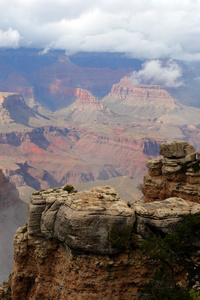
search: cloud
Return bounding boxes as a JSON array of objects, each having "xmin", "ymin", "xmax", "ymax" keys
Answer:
[
  {"xmin": 131, "ymin": 60, "xmax": 184, "ymax": 88},
  {"xmin": 0, "ymin": 28, "xmax": 21, "ymax": 48},
  {"xmin": 0, "ymin": 0, "xmax": 200, "ymax": 60}
]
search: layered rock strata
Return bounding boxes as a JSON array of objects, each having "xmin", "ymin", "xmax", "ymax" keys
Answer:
[
  {"xmin": 142, "ymin": 141, "xmax": 200, "ymax": 203},
  {"xmin": 6, "ymin": 182, "xmax": 200, "ymax": 299}
]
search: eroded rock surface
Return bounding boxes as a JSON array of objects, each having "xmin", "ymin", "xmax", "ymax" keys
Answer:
[
  {"xmin": 142, "ymin": 141, "xmax": 200, "ymax": 203},
  {"xmin": 28, "ymin": 186, "xmax": 134, "ymax": 254},
  {"xmin": 135, "ymin": 197, "xmax": 200, "ymax": 239},
  {"xmin": 6, "ymin": 179, "xmax": 200, "ymax": 299}
]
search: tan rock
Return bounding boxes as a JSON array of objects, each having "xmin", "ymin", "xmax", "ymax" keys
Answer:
[
  {"xmin": 135, "ymin": 197, "xmax": 200, "ymax": 239},
  {"xmin": 28, "ymin": 186, "xmax": 135, "ymax": 254},
  {"xmin": 146, "ymin": 158, "xmax": 162, "ymax": 169},
  {"xmin": 159, "ymin": 141, "xmax": 195, "ymax": 158}
]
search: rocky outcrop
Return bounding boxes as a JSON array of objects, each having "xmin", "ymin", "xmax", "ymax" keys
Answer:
[
  {"xmin": 5, "ymin": 141, "xmax": 200, "ymax": 298},
  {"xmin": 27, "ymin": 185, "xmax": 200, "ymax": 254},
  {"xmin": 142, "ymin": 141, "xmax": 200, "ymax": 202},
  {"xmin": 6, "ymin": 183, "xmax": 200, "ymax": 299},
  {"xmin": 28, "ymin": 186, "xmax": 133, "ymax": 255},
  {"xmin": 135, "ymin": 197, "xmax": 200, "ymax": 239}
]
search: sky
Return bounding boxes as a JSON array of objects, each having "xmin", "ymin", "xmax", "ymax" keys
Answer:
[{"xmin": 0, "ymin": 0, "xmax": 200, "ymax": 62}]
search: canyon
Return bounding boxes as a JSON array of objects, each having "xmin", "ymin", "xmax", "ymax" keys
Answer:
[
  {"xmin": 0, "ymin": 51, "xmax": 200, "ymax": 200},
  {"xmin": 2, "ymin": 50, "xmax": 200, "ymax": 289},
  {"xmin": 2, "ymin": 141, "xmax": 200, "ymax": 299}
]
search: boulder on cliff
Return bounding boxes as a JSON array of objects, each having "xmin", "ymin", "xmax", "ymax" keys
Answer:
[
  {"xmin": 28, "ymin": 186, "xmax": 134, "ymax": 254},
  {"xmin": 159, "ymin": 141, "xmax": 195, "ymax": 158}
]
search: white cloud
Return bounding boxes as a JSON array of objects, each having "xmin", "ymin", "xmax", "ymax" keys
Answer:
[
  {"xmin": 0, "ymin": 28, "xmax": 21, "ymax": 48},
  {"xmin": 131, "ymin": 60, "xmax": 183, "ymax": 88},
  {"xmin": 0, "ymin": 0, "xmax": 200, "ymax": 60}
]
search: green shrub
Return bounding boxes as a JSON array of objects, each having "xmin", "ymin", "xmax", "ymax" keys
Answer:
[
  {"xmin": 139, "ymin": 214, "xmax": 200, "ymax": 299},
  {"xmin": 139, "ymin": 268, "xmax": 193, "ymax": 300},
  {"xmin": 192, "ymin": 161, "xmax": 200, "ymax": 172},
  {"xmin": 110, "ymin": 224, "xmax": 137, "ymax": 251},
  {"xmin": 190, "ymin": 290, "xmax": 200, "ymax": 300},
  {"xmin": 21, "ymin": 225, "xmax": 27, "ymax": 233},
  {"xmin": 63, "ymin": 184, "xmax": 75, "ymax": 193},
  {"xmin": 179, "ymin": 162, "xmax": 188, "ymax": 173}
]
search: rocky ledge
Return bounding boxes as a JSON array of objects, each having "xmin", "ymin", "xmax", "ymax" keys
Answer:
[
  {"xmin": 27, "ymin": 184, "xmax": 200, "ymax": 254},
  {"xmin": 28, "ymin": 185, "xmax": 133, "ymax": 254}
]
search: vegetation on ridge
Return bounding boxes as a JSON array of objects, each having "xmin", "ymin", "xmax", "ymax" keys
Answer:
[{"xmin": 139, "ymin": 214, "xmax": 200, "ymax": 299}]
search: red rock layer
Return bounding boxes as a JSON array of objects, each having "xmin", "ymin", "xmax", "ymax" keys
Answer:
[{"xmin": 109, "ymin": 77, "xmax": 175, "ymax": 104}]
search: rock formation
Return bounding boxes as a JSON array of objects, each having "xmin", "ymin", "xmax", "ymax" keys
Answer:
[
  {"xmin": 108, "ymin": 77, "xmax": 176, "ymax": 104},
  {"xmin": 103, "ymin": 77, "xmax": 200, "ymax": 125},
  {"xmin": 5, "ymin": 143, "xmax": 200, "ymax": 300},
  {"xmin": 0, "ymin": 92, "xmax": 50, "ymax": 129},
  {"xmin": 0, "ymin": 124, "xmax": 160, "ymax": 198},
  {"xmin": 142, "ymin": 140, "xmax": 200, "ymax": 203},
  {"xmin": 28, "ymin": 186, "xmax": 133, "ymax": 255}
]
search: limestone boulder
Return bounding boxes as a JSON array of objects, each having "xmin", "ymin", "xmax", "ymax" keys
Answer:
[
  {"xmin": 134, "ymin": 197, "xmax": 200, "ymax": 239},
  {"xmin": 28, "ymin": 186, "xmax": 134, "ymax": 254},
  {"xmin": 159, "ymin": 141, "xmax": 195, "ymax": 158}
]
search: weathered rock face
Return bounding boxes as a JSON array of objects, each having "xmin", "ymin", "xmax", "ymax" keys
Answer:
[
  {"xmin": 142, "ymin": 141, "xmax": 200, "ymax": 202},
  {"xmin": 135, "ymin": 197, "xmax": 200, "ymax": 239},
  {"xmin": 10, "ymin": 232, "xmax": 155, "ymax": 300},
  {"xmin": 6, "ymin": 141, "xmax": 200, "ymax": 299},
  {"xmin": 159, "ymin": 141, "xmax": 195, "ymax": 158},
  {"xmin": 8, "ymin": 185, "xmax": 200, "ymax": 299},
  {"xmin": 28, "ymin": 186, "xmax": 134, "ymax": 255}
]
